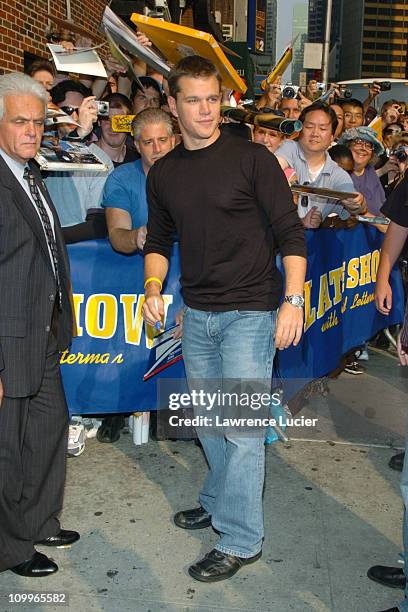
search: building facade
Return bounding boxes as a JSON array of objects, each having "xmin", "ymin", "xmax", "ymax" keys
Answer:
[
  {"xmin": 307, "ymin": 0, "xmax": 342, "ymax": 80},
  {"xmin": 340, "ymin": 0, "xmax": 407, "ymax": 79},
  {"xmin": 292, "ymin": 3, "xmax": 308, "ymax": 84},
  {"xmin": 265, "ymin": 0, "xmax": 277, "ymax": 65},
  {"xmin": 0, "ymin": 0, "xmax": 109, "ymax": 74}
]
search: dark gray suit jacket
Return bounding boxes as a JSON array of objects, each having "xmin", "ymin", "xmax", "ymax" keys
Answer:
[{"xmin": 0, "ymin": 155, "xmax": 73, "ymax": 397}]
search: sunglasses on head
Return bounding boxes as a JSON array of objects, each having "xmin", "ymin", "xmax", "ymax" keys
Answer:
[{"xmin": 60, "ymin": 106, "xmax": 78, "ymax": 116}]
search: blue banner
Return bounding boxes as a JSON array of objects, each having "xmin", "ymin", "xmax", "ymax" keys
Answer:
[{"xmin": 62, "ymin": 225, "xmax": 405, "ymax": 416}]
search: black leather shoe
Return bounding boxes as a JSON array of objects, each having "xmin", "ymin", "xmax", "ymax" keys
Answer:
[
  {"xmin": 97, "ymin": 416, "xmax": 125, "ymax": 443},
  {"xmin": 174, "ymin": 506, "xmax": 211, "ymax": 530},
  {"xmin": 36, "ymin": 529, "xmax": 80, "ymax": 548},
  {"xmin": 389, "ymin": 452, "xmax": 405, "ymax": 472},
  {"xmin": 367, "ymin": 565, "xmax": 406, "ymax": 589},
  {"xmin": 11, "ymin": 552, "xmax": 58, "ymax": 577},
  {"xmin": 188, "ymin": 548, "xmax": 262, "ymax": 582}
]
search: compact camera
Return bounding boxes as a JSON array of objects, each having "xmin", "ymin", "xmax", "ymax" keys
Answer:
[
  {"xmin": 96, "ymin": 100, "xmax": 109, "ymax": 116},
  {"xmin": 281, "ymin": 84, "xmax": 300, "ymax": 99},
  {"xmin": 392, "ymin": 147, "xmax": 408, "ymax": 162},
  {"xmin": 339, "ymin": 86, "xmax": 352, "ymax": 98},
  {"xmin": 377, "ymin": 81, "xmax": 392, "ymax": 92}
]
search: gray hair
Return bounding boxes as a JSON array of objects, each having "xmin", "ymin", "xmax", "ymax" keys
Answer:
[
  {"xmin": 0, "ymin": 72, "xmax": 48, "ymax": 120},
  {"xmin": 132, "ymin": 108, "xmax": 173, "ymax": 140}
]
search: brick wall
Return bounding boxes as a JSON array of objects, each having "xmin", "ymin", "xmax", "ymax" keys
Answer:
[{"xmin": 0, "ymin": 0, "xmax": 109, "ymax": 74}]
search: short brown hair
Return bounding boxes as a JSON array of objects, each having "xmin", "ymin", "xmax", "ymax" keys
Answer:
[
  {"xmin": 26, "ymin": 59, "xmax": 55, "ymax": 78},
  {"xmin": 168, "ymin": 55, "xmax": 222, "ymax": 99}
]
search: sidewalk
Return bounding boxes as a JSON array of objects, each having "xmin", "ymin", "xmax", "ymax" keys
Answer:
[{"xmin": 1, "ymin": 349, "xmax": 407, "ymax": 612}]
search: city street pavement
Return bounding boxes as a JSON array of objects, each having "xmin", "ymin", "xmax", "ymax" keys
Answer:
[{"xmin": 1, "ymin": 348, "xmax": 407, "ymax": 612}]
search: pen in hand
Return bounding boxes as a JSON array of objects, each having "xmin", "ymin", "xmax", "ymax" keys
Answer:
[{"xmin": 154, "ymin": 298, "xmax": 161, "ymax": 331}]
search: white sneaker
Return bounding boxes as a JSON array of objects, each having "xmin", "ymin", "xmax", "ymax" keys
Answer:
[
  {"xmin": 67, "ymin": 417, "xmax": 85, "ymax": 457},
  {"xmin": 84, "ymin": 418, "xmax": 102, "ymax": 439}
]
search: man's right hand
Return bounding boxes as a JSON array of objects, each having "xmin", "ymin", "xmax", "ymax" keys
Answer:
[
  {"xmin": 135, "ymin": 225, "xmax": 147, "ymax": 250},
  {"xmin": 142, "ymin": 289, "xmax": 164, "ymax": 328},
  {"xmin": 367, "ymin": 82, "xmax": 382, "ymax": 102},
  {"xmin": 376, "ymin": 158, "xmax": 399, "ymax": 179},
  {"xmin": 60, "ymin": 41, "xmax": 75, "ymax": 52},
  {"xmin": 342, "ymin": 192, "xmax": 367, "ymax": 216},
  {"xmin": 297, "ymin": 91, "xmax": 313, "ymax": 110},
  {"xmin": 104, "ymin": 56, "xmax": 127, "ymax": 75},
  {"xmin": 77, "ymin": 96, "xmax": 98, "ymax": 139},
  {"xmin": 375, "ymin": 280, "xmax": 392, "ymax": 315},
  {"xmin": 135, "ymin": 31, "xmax": 152, "ymax": 48},
  {"xmin": 0, "ymin": 377, "xmax": 3, "ymax": 407},
  {"xmin": 302, "ymin": 206, "xmax": 322, "ymax": 229}
]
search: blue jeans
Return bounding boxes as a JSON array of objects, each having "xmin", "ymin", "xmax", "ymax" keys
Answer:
[
  {"xmin": 182, "ymin": 307, "xmax": 276, "ymax": 558},
  {"xmin": 399, "ymin": 439, "xmax": 408, "ymax": 611}
]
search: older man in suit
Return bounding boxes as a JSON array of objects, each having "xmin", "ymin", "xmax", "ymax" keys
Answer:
[{"xmin": 0, "ymin": 72, "xmax": 78, "ymax": 577}]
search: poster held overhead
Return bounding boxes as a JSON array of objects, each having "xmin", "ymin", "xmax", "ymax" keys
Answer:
[{"xmin": 130, "ymin": 13, "xmax": 247, "ymax": 93}]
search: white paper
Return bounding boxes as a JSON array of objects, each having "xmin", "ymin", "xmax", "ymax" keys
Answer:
[
  {"xmin": 47, "ymin": 43, "xmax": 107, "ymax": 78},
  {"xmin": 303, "ymin": 43, "xmax": 323, "ymax": 69}
]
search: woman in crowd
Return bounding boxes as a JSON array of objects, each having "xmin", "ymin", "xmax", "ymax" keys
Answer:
[
  {"xmin": 26, "ymin": 59, "xmax": 55, "ymax": 102},
  {"xmin": 338, "ymin": 126, "xmax": 386, "ymax": 223},
  {"xmin": 252, "ymin": 123, "xmax": 284, "ymax": 154},
  {"xmin": 338, "ymin": 126, "xmax": 387, "ymax": 368}
]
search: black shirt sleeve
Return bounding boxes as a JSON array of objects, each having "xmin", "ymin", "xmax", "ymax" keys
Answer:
[
  {"xmin": 381, "ymin": 173, "xmax": 408, "ymax": 228},
  {"xmin": 144, "ymin": 164, "xmax": 177, "ymax": 260},
  {"xmin": 62, "ymin": 210, "xmax": 107, "ymax": 244},
  {"xmin": 251, "ymin": 146, "xmax": 307, "ymax": 259}
]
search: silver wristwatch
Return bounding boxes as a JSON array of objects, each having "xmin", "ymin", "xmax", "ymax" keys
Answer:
[{"xmin": 284, "ymin": 294, "xmax": 305, "ymax": 308}]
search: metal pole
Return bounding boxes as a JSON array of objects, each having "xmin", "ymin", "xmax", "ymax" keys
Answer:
[{"xmin": 321, "ymin": 0, "xmax": 333, "ymax": 85}]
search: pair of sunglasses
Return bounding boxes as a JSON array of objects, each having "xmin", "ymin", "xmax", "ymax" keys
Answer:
[{"xmin": 60, "ymin": 106, "xmax": 79, "ymax": 116}]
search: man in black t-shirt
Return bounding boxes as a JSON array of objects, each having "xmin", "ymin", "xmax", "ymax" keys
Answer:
[{"xmin": 142, "ymin": 56, "xmax": 307, "ymax": 583}]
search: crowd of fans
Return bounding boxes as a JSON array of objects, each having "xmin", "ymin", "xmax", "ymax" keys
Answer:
[{"xmin": 19, "ymin": 24, "xmax": 408, "ymax": 441}]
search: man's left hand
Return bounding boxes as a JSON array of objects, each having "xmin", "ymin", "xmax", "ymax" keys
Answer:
[
  {"xmin": 173, "ymin": 308, "xmax": 184, "ymax": 339},
  {"xmin": 275, "ymin": 302, "xmax": 304, "ymax": 350}
]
